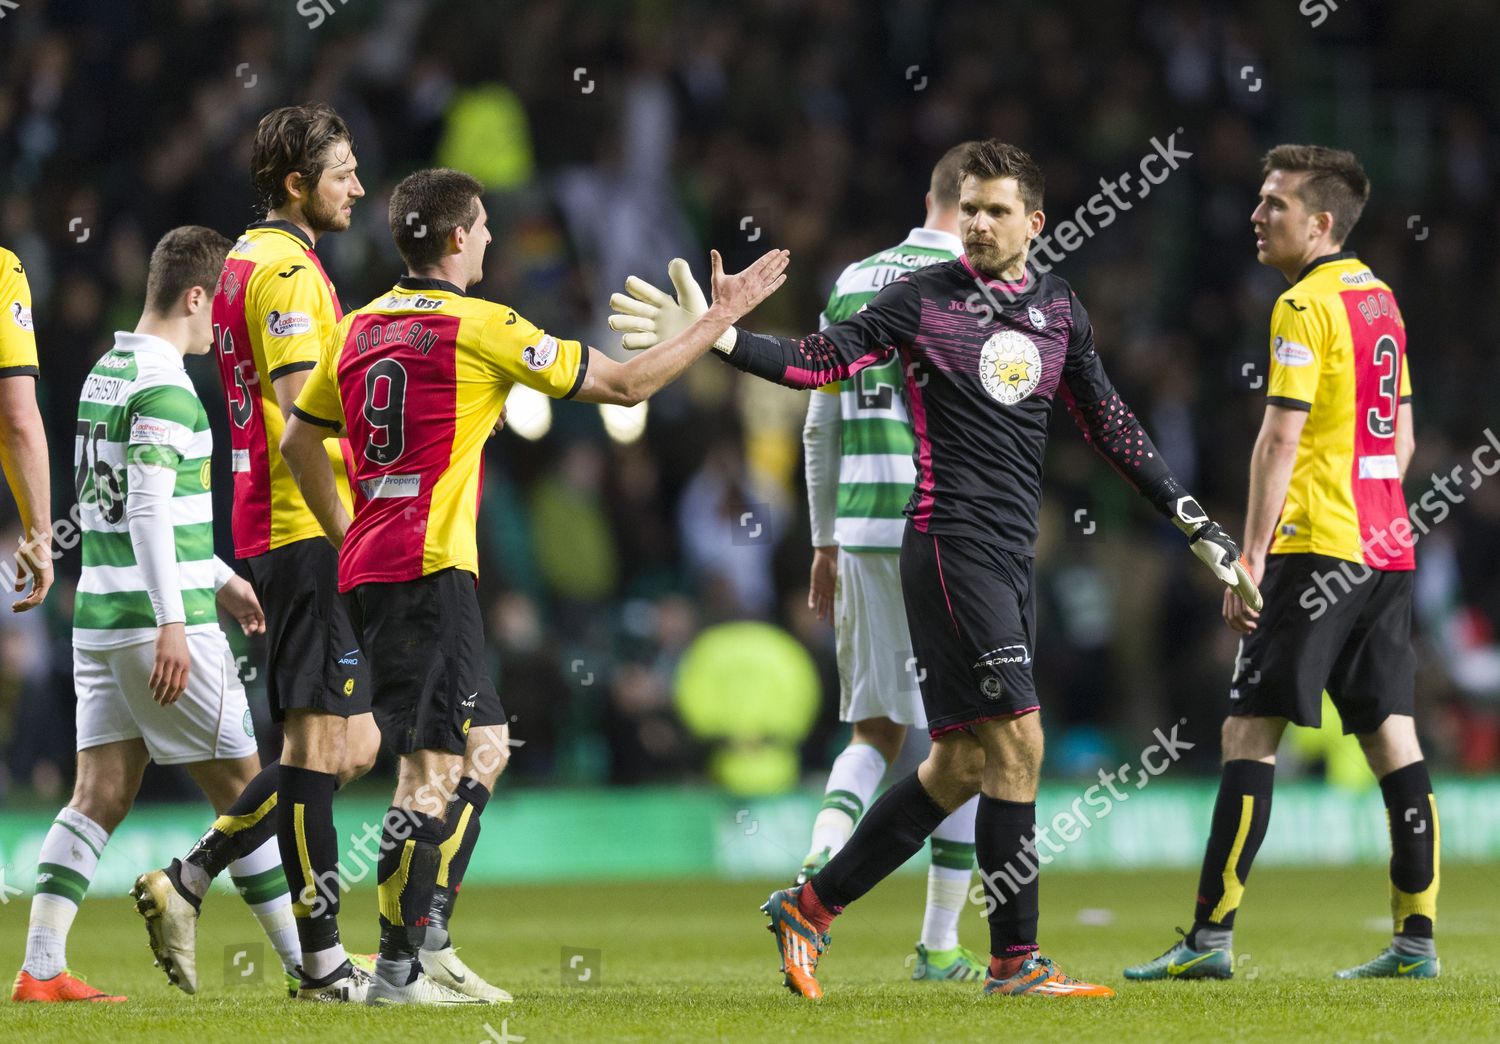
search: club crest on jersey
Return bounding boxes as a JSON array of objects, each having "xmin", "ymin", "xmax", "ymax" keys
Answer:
[
  {"xmin": 524, "ymin": 334, "xmax": 559, "ymax": 371},
  {"xmin": 266, "ymin": 309, "xmax": 313, "ymax": 337},
  {"xmin": 978, "ymin": 330, "xmax": 1042, "ymax": 405},
  {"xmin": 1027, "ymin": 306, "xmax": 1046, "ymax": 329}
]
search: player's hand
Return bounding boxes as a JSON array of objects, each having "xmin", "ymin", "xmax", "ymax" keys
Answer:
[
  {"xmin": 11, "ymin": 535, "xmax": 52, "ymax": 612},
  {"xmin": 215, "ymin": 575, "xmax": 266, "ymax": 636},
  {"xmin": 710, "ymin": 247, "xmax": 789, "ymax": 324},
  {"xmin": 1224, "ymin": 553, "xmax": 1265, "ymax": 633},
  {"xmin": 808, "ymin": 545, "xmax": 838, "ymax": 623},
  {"xmin": 490, "ymin": 406, "xmax": 507, "ymax": 438},
  {"xmin": 608, "ymin": 257, "xmax": 709, "ymax": 351},
  {"xmin": 1170, "ymin": 497, "xmax": 1262, "ymax": 613},
  {"xmin": 151, "ymin": 622, "xmax": 191, "ymax": 705}
]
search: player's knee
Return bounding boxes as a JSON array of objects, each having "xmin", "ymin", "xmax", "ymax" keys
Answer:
[
  {"xmin": 851, "ymin": 717, "xmax": 906, "ymax": 764},
  {"xmin": 337, "ymin": 724, "xmax": 381, "ymax": 785},
  {"xmin": 464, "ymin": 725, "xmax": 511, "ymax": 788},
  {"xmin": 67, "ymin": 790, "xmax": 131, "ymax": 833},
  {"xmin": 1220, "ymin": 715, "xmax": 1280, "ymax": 762}
]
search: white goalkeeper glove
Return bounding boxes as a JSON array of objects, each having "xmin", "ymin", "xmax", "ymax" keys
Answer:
[
  {"xmin": 607, "ymin": 258, "xmax": 736, "ymax": 353},
  {"xmin": 1171, "ymin": 496, "xmax": 1263, "ymax": 612}
]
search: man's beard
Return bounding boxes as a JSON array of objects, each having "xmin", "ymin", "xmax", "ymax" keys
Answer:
[
  {"xmin": 304, "ymin": 191, "xmax": 349, "ymax": 234},
  {"xmin": 965, "ymin": 240, "xmax": 1025, "ymax": 280}
]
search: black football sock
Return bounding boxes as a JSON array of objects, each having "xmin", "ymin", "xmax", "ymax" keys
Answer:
[
  {"xmin": 278, "ymin": 765, "xmax": 346, "ymax": 980},
  {"xmin": 1380, "ymin": 761, "xmax": 1439, "ymax": 956},
  {"xmin": 423, "ymin": 778, "xmax": 490, "ymax": 952},
  {"xmin": 809, "ymin": 772, "xmax": 950, "ymax": 911},
  {"xmin": 975, "ymin": 795, "xmax": 1040, "ymax": 966},
  {"xmin": 376, "ymin": 808, "xmax": 444, "ymax": 985},
  {"xmin": 179, "ymin": 761, "xmax": 281, "ymax": 903},
  {"xmin": 1190, "ymin": 759, "xmax": 1274, "ymax": 948}
]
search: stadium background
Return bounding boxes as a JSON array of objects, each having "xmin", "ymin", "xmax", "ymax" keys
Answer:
[{"xmin": 1, "ymin": 0, "xmax": 1499, "ymax": 893}]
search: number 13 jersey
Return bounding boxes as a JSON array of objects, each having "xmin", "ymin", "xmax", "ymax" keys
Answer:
[
  {"xmin": 292, "ymin": 276, "xmax": 587, "ymax": 591},
  {"xmin": 1264, "ymin": 251, "xmax": 1413, "ymax": 570}
]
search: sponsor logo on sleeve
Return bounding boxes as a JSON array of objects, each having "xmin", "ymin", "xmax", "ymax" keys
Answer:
[
  {"xmin": 1272, "ymin": 335, "xmax": 1314, "ymax": 367},
  {"xmin": 266, "ymin": 309, "xmax": 314, "ymax": 337},
  {"xmin": 130, "ymin": 417, "xmax": 172, "ymax": 445},
  {"xmin": 523, "ymin": 334, "xmax": 560, "ymax": 371},
  {"xmin": 10, "ymin": 301, "xmax": 33, "ymax": 331}
]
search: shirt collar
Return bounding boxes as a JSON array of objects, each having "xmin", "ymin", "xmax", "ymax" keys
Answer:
[
  {"xmin": 113, "ymin": 331, "xmax": 184, "ymax": 366},
  {"xmin": 1295, "ymin": 249, "xmax": 1359, "ymax": 284},
  {"xmin": 247, "ymin": 219, "xmax": 315, "ymax": 250},
  {"xmin": 905, "ymin": 227, "xmax": 964, "ymax": 255},
  {"xmin": 396, "ymin": 275, "xmax": 467, "ymax": 297}
]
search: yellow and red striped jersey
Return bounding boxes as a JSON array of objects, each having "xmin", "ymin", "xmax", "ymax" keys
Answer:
[
  {"xmin": 1266, "ymin": 251, "xmax": 1413, "ymax": 570},
  {"xmin": 0, "ymin": 247, "xmax": 38, "ymax": 377},
  {"xmin": 212, "ymin": 221, "xmax": 354, "ymax": 558},
  {"xmin": 292, "ymin": 277, "xmax": 587, "ymax": 591}
]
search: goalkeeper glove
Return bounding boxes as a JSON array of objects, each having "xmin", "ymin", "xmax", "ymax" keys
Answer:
[
  {"xmin": 607, "ymin": 258, "xmax": 736, "ymax": 353},
  {"xmin": 1171, "ymin": 496, "xmax": 1263, "ymax": 612}
]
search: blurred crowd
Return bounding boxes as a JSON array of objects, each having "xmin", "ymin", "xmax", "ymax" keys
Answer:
[{"xmin": 2, "ymin": 0, "xmax": 1499, "ymax": 802}]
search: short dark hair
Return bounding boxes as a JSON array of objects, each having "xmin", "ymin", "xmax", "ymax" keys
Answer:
[
  {"xmin": 388, "ymin": 168, "xmax": 485, "ymax": 270},
  {"xmin": 1262, "ymin": 144, "xmax": 1370, "ymax": 242},
  {"xmin": 251, "ymin": 104, "xmax": 354, "ymax": 213},
  {"xmin": 145, "ymin": 226, "xmax": 233, "ymax": 314},
  {"xmin": 929, "ymin": 142, "xmax": 975, "ymax": 208},
  {"xmin": 959, "ymin": 139, "xmax": 1045, "ymax": 213}
]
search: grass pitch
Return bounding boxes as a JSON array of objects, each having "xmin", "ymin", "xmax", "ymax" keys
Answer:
[{"xmin": 2, "ymin": 864, "xmax": 1496, "ymax": 1042}]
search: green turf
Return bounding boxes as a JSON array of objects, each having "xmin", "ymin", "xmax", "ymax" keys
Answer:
[{"xmin": 2, "ymin": 864, "xmax": 1496, "ymax": 1041}]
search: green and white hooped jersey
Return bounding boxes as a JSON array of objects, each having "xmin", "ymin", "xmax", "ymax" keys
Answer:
[
  {"xmin": 820, "ymin": 228, "xmax": 961, "ymax": 551},
  {"xmin": 73, "ymin": 333, "xmax": 219, "ymax": 649}
]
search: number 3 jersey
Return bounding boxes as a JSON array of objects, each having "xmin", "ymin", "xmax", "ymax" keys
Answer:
[
  {"xmin": 292, "ymin": 276, "xmax": 587, "ymax": 591},
  {"xmin": 1263, "ymin": 252, "xmax": 1413, "ymax": 570},
  {"xmin": 73, "ymin": 333, "xmax": 226, "ymax": 648},
  {"xmin": 213, "ymin": 221, "xmax": 354, "ymax": 559}
]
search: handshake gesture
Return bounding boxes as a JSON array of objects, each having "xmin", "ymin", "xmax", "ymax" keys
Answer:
[{"xmin": 608, "ymin": 250, "xmax": 788, "ymax": 353}]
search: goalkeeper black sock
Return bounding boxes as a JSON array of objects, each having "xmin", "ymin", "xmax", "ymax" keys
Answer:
[
  {"xmin": 278, "ymin": 764, "xmax": 346, "ymax": 981},
  {"xmin": 809, "ymin": 772, "xmax": 949, "ymax": 911},
  {"xmin": 376, "ymin": 808, "xmax": 444, "ymax": 985},
  {"xmin": 1190, "ymin": 759, "xmax": 1274, "ymax": 946},
  {"xmin": 179, "ymin": 761, "xmax": 281, "ymax": 902},
  {"xmin": 975, "ymin": 795, "xmax": 1040, "ymax": 962},
  {"xmin": 423, "ymin": 778, "xmax": 490, "ymax": 952},
  {"xmin": 1380, "ymin": 761, "xmax": 1439, "ymax": 951}
]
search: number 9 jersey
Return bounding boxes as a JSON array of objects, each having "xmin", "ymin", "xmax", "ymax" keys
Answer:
[
  {"xmin": 1264, "ymin": 251, "xmax": 1413, "ymax": 570},
  {"xmin": 291, "ymin": 276, "xmax": 587, "ymax": 592},
  {"xmin": 212, "ymin": 221, "xmax": 355, "ymax": 559}
]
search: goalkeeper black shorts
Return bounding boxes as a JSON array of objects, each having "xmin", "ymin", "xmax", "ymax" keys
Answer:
[
  {"xmin": 900, "ymin": 525, "xmax": 1039, "ymax": 739},
  {"xmin": 1228, "ymin": 551, "xmax": 1415, "ymax": 734}
]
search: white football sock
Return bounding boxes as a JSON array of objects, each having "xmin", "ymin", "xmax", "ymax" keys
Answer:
[
  {"xmin": 921, "ymin": 795, "xmax": 978, "ymax": 952},
  {"xmin": 23, "ymin": 808, "xmax": 110, "ymax": 979},
  {"xmin": 229, "ymin": 837, "xmax": 302, "ymax": 974},
  {"xmin": 808, "ymin": 743, "xmax": 888, "ymax": 860}
]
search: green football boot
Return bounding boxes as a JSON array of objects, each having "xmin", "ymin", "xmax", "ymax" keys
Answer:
[
  {"xmin": 1334, "ymin": 947, "xmax": 1439, "ymax": 979},
  {"xmin": 1123, "ymin": 929, "xmax": 1233, "ymax": 980},
  {"xmin": 795, "ymin": 846, "xmax": 831, "ymax": 887},
  {"xmin": 910, "ymin": 942, "xmax": 987, "ymax": 982}
]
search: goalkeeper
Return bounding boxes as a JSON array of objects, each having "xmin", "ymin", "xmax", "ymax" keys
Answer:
[{"xmin": 611, "ymin": 139, "xmax": 1258, "ymax": 1000}]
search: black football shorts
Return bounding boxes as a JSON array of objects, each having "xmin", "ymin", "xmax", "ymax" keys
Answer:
[
  {"xmin": 245, "ymin": 536, "xmax": 371, "ymax": 721},
  {"xmin": 345, "ymin": 567, "xmax": 505, "ymax": 756},
  {"xmin": 1229, "ymin": 551, "xmax": 1415, "ymax": 734},
  {"xmin": 900, "ymin": 525, "xmax": 1040, "ymax": 739}
]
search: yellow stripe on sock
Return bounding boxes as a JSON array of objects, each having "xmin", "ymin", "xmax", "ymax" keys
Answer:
[
  {"xmin": 1209, "ymin": 795, "xmax": 1255, "ymax": 925},
  {"xmin": 291, "ymin": 802, "xmax": 317, "ymax": 919},
  {"xmin": 211, "ymin": 791, "xmax": 278, "ymax": 837},
  {"xmin": 435, "ymin": 805, "xmax": 474, "ymax": 889},
  {"xmin": 378, "ymin": 839, "xmax": 416, "ymax": 926},
  {"xmin": 1392, "ymin": 793, "xmax": 1440, "ymax": 933}
]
